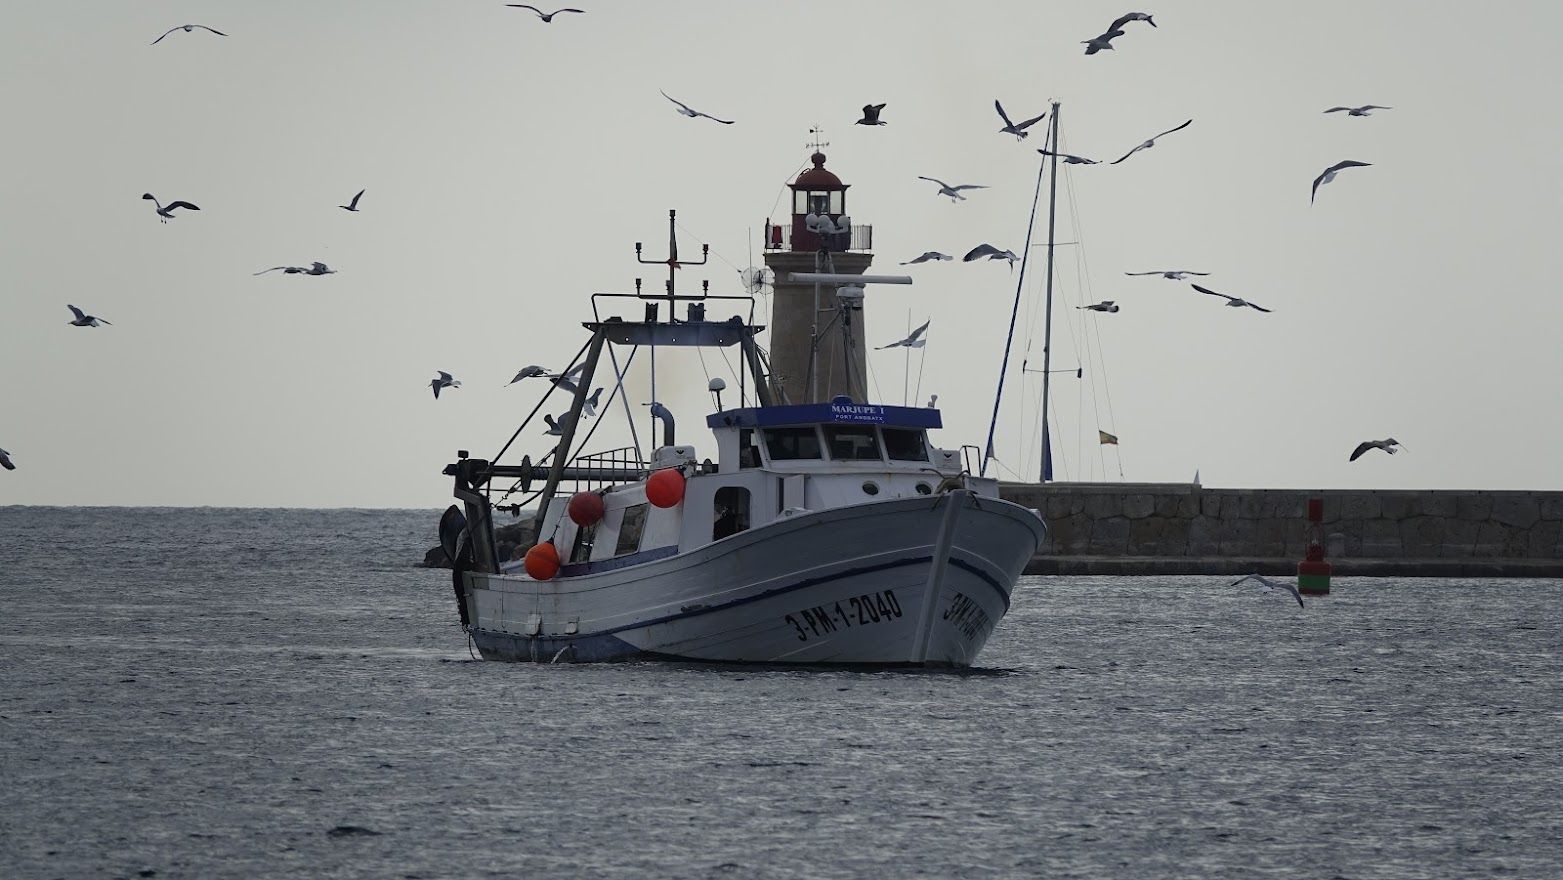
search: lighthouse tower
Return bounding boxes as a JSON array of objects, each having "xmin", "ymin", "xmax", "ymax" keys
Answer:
[{"xmin": 762, "ymin": 149, "xmax": 874, "ymax": 405}]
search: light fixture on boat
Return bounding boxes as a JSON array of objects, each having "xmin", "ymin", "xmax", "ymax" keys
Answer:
[{"xmin": 708, "ymin": 377, "xmax": 726, "ymax": 411}]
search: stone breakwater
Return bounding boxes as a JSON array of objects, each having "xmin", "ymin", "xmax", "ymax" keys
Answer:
[{"xmin": 998, "ymin": 483, "xmax": 1563, "ymax": 577}]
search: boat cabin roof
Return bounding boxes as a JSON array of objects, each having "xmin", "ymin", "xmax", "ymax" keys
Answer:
[{"xmin": 707, "ymin": 401, "xmax": 941, "ymax": 430}]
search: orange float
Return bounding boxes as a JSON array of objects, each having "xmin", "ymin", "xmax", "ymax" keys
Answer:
[
  {"xmin": 523, "ymin": 541, "xmax": 561, "ymax": 580},
  {"xmin": 568, "ymin": 491, "xmax": 606, "ymax": 526},
  {"xmin": 646, "ymin": 468, "xmax": 686, "ymax": 508}
]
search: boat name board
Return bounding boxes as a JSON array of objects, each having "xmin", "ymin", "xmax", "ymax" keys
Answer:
[
  {"xmin": 708, "ymin": 403, "xmax": 942, "ymax": 430},
  {"xmin": 785, "ymin": 589, "xmax": 904, "ymax": 642}
]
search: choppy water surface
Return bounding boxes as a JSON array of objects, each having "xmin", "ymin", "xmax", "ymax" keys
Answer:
[{"xmin": 2, "ymin": 507, "xmax": 1561, "ymax": 879}]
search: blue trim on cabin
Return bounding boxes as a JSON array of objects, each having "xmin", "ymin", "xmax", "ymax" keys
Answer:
[
  {"xmin": 707, "ymin": 402, "xmax": 942, "ymax": 430},
  {"xmin": 559, "ymin": 545, "xmax": 679, "ymax": 577}
]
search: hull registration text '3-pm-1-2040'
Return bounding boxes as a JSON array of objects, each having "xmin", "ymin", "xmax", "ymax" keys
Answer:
[{"xmin": 786, "ymin": 589, "xmax": 904, "ymax": 642}]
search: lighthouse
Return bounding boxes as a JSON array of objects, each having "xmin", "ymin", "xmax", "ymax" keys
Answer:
[{"xmin": 763, "ymin": 149, "xmax": 875, "ymax": 405}]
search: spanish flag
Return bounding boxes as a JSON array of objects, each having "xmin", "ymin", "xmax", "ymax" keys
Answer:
[{"xmin": 1098, "ymin": 430, "xmax": 1119, "ymax": 445}]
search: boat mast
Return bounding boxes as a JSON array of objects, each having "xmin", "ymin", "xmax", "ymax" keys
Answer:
[{"xmin": 1038, "ymin": 103, "xmax": 1061, "ymax": 483}]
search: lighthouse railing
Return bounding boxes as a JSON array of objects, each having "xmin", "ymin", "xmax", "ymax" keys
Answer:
[{"xmin": 762, "ymin": 222, "xmax": 872, "ymax": 253}]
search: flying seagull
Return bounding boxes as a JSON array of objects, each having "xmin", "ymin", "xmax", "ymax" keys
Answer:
[
  {"xmin": 877, "ymin": 320, "xmax": 930, "ymax": 350},
  {"xmin": 339, "ymin": 189, "xmax": 365, "ymax": 212},
  {"xmin": 918, "ymin": 176, "xmax": 987, "ymax": 202},
  {"xmin": 1325, "ymin": 105, "xmax": 1392, "ymax": 117},
  {"xmin": 142, "ymin": 193, "xmax": 200, "ymax": 223},
  {"xmin": 1110, "ymin": 119, "xmax": 1193, "ymax": 164},
  {"xmin": 1078, "ymin": 301, "xmax": 1120, "ymax": 313},
  {"xmin": 1037, "ymin": 149, "xmax": 1099, "ymax": 165},
  {"xmin": 963, "ymin": 243, "xmax": 1019, "ymax": 265},
  {"xmin": 582, "ymin": 387, "xmax": 605, "ymax": 417},
  {"xmin": 505, "ymin": 5, "xmax": 584, "ymax": 22},
  {"xmin": 1109, "ymin": 11, "xmax": 1157, "ymax": 29},
  {"xmin": 0, "ymin": 448, "xmax": 13, "ymax": 471},
  {"xmin": 660, "ymin": 90, "xmax": 734, "ymax": 124},
  {"xmin": 900, "ymin": 251, "xmax": 953, "ymax": 265},
  {"xmin": 1191, "ymin": 283, "xmax": 1271, "ymax": 312},
  {"xmin": 254, "ymin": 262, "xmax": 335, "ymax": 276},
  {"xmin": 1082, "ymin": 28, "xmax": 1124, "ymax": 55},
  {"xmin": 855, "ymin": 103, "xmax": 887, "ymax": 126},
  {"xmin": 507, "ymin": 365, "xmax": 551, "ymax": 385},
  {"xmin": 994, "ymin": 100, "xmax": 1047, "ymax": 140},
  {"xmin": 543, "ymin": 412, "xmax": 576, "ymax": 436},
  {"xmin": 1312, "ymin": 160, "xmax": 1372, "ymax": 204},
  {"xmin": 67, "ymin": 304, "xmax": 111, "ymax": 327},
  {"xmin": 431, "ymin": 371, "xmax": 461, "ymax": 399},
  {"xmin": 1231, "ymin": 574, "xmax": 1305, "ymax": 608},
  {"xmin": 151, "ymin": 24, "xmax": 226, "ymax": 45},
  {"xmin": 1126, "ymin": 270, "xmax": 1209, "ymax": 280},
  {"xmin": 1350, "ymin": 438, "xmax": 1404, "ymax": 462}
]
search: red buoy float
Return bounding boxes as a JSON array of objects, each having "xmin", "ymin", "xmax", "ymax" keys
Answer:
[
  {"xmin": 646, "ymin": 468, "xmax": 686, "ymax": 508},
  {"xmin": 568, "ymin": 491, "xmax": 605, "ymax": 526},
  {"xmin": 523, "ymin": 541, "xmax": 561, "ymax": 581}
]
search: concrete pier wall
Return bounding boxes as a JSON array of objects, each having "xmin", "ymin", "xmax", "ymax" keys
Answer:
[{"xmin": 998, "ymin": 483, "xmax": 1563, "ymax": 577}]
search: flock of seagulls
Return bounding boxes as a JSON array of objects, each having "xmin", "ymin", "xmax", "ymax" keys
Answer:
[{"xmin": 5, "ymin": 8, "xmax": 1405, "ymax": 482}]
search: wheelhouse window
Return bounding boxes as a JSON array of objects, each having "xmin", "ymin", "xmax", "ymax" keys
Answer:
[
  {"xmin": 823, "ymin": 426, "xmax": 882, "ymax": 461},
  {"xmin": 713, "ymin": 486, "xmax": 751, "ymax": 540},
  {"xmin": 765, "ymin": 427, "xmax": 822, "ymax": 460},
  {"xmin": 569, "ymin": 522, "xmax": 596, "ymax": 563},
  {"xmin": 614, "ymin": 504, "xmax": 648, "ymax": 556},
  {"xmin": 738, "ymin": 429, "xmax": 762, "ymax": 470},
  {"xmin": 883, "ymin": 428, "xmax": 930, "ymax": 462}
]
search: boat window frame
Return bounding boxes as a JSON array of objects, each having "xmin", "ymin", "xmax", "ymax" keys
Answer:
[
  {"xmin": 614, "ymin": 504, "xmax": 648, "ymax": 556},
  {"xmin": 822, "ymin": 425, "xmax": 884, "ymax": 462},
  {"xmin": 882, "ymin": 427, "xmax": 930, "ymax": 462},
  {"xmin": 763, "ymin": 426, "xmax": 824, "ymax": 461},
  {"xmin": 569, "ymin": 521, "xmax": 597, "ymax": 563},
  {"xmin": 713, "ymin": 486, "xmax": 752, "ymax": 541},
  {"xmin": 738, "ymin": 428, "xmax": 762, "ymax": 470}
]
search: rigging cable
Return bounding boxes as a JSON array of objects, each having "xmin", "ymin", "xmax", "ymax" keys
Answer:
[
  {"xmin": 1061, "ymin": 160, "xmax": 1123, "ymax": 479},
  {"xmin": 980, "ymin": 122, "xmax": 1052, "ymax": 477}
]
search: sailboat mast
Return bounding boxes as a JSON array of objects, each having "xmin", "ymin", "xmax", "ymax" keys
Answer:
[{"xmin": 1038, "ymin": 103, "xmax": 1061, "ymax": 483}]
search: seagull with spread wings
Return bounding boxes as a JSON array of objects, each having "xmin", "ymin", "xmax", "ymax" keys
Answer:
[
  {"xmin": 1312, "ymin": 160, "xmax": 1372, "ymax": 204},
  {"xmin": 1110, "ymin": 119, "xmax": 1193, "ymax": 164},
  {"xmin": 152, "ymin": 24, "xmax": 226, "ymax": 45},
  {"xmin": 505, "ymin": 5, "xmax": 584, "ymax": 22},
  {"xmin": 900, "ymin": 251, "xmax": 953, "ymax": 265},
  {"xmin": 550, "ymin": 362, "xmax": 588, "ymax": 395},
  {"xmin": 877, "ymin": 320, "xmax": 930, "ymax": 350},
  {"xmin": 994, "ymin": 100, "xmax": 1047, "ymax": 140},
  {"xmin": 1232, "ymin": 574, "xmax": 1305, "ymax": 608},
  {"xmin": 142, "ymin": 193, "xmax": 200, "ymax": 223},
  {"xmin": 339, "ymin": 189, "xmax": 365, "ymax": 212},
  {"xmin": 1325, "ymin": 105, "xmax": 1391, "ymax": 117},
  {"xmin": 963, "ymin": 243, "xmax": 1018, "ymax": 265},
  {"xmin": 582, "ymin": 387, "xmax": 605, "ymax": 417},
  {"xmin": 855, "ymin": 103, "xmax": 887, "ymax": 126},
  {"xmin": 67, "ymin": 305, "xmax": 111, "ymax": 327},
  {"xmin": 254, "ymin": 262, "xmax": 335, "ymax": 276},
  {"xmin": 507, "ymin": 365, "xmax": 551, "ymax": 385},
  {"xmin": 431, "ymin": 371, "xmax": 461, "ymax": 399},
  {"xmin": 661, "ymin": 90, "xmax": 734, "ymax": 124},
  {"xmin": 1192, "ymin": 283, "xmax": 1271, "ymax": 312},
  {"xmin": 919, "ymin": 176, "xmax": 987, "ymax": 202},
  {"xmin": 1127, "ymin": 270, "xmax": 1209, "ymax": 280},
  {"xmin": 1078, "ymin": 301, "xmax": 1120, "ymax": 313},
  {"xmin": 1038, "ymin": 149, "xmax": 1100, "ymax": 165},
  {"xmin": 0, "ymin": 448, "xmax": 13, "ymax": 471},
  {"xmin": 1350, "ymin": 438, "xmax": 1404, "ymax": 461}
]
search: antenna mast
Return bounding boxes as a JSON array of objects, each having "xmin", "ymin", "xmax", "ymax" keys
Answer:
[{"xmin": 1037, "ymin": 104, "xmax": 1061, "ymax": 483}]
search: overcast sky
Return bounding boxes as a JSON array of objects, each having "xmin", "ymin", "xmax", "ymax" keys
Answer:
[{"xmin": 3, "ymin": 2, "xmax": 1561, "ymax": 507}]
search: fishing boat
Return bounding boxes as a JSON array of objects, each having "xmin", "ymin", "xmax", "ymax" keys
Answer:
[{"xmin": 436, "ymin": 152, "xmax": 1047, "ymax": 666}]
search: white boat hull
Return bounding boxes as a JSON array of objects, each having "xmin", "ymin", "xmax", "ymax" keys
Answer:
[{"xmin": 463, "ymin": 490, "xmax": 1045, "ymax": 667}]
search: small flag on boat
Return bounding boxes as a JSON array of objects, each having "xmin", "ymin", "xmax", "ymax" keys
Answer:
[{"xmin": 1098, "ymin": 430, "xmax": 1119, "ymax": 445}]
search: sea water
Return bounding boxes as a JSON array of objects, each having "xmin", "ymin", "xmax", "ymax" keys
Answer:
[{"xmin": 2, "ymin": 507, "xmax": 1560, "ymax": 879}]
